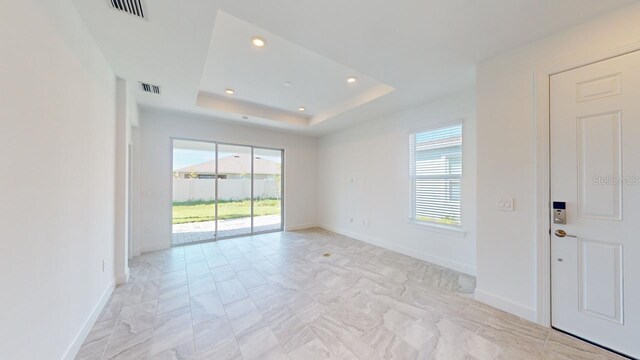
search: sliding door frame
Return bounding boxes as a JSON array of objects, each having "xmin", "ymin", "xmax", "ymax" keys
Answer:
[
  {"xmin": 251, "ymin": 146, "xmax": 254, "ymax": 233},
  {"xmin": 251, "ymin": 146, "xmax": 285, "ymax": 236},
  {"xmin": 170, "ymin": 137, "xmax": 285, "ymax": 246},
  {"xmin": 214, "ymin": 142, "xmax": 219, "ymax": 239},
  {"xmin": 170, "ymin": 137, "xmax": 218, "ymax": 245}
]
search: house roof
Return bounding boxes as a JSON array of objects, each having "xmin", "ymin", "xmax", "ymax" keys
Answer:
[{"xmin": 175, "ymin": 153, "xmax": 280, "ymax": 175}]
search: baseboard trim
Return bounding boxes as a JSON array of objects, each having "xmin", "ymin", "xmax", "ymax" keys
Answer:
[
  {"xmin": 141, "ymin": 241, "xmax": 169, "ymax": 253},
  {"xmin": 474, "ymin": 288, "xmax": 537, "ymax": 322},
  {"xmin": 318, "ymin": 224, "xmax": 476, "ymax": 276},
  {"xmin": 115, "ymin": 267, "xmax": 130, "ymax": 285},
  {"xmin": 62, "ymin": 278, "xmax": 115, "ymax": 360},
  {"xmin": 285, "ymin": 223, "xmax": 317, "ymax": 231}
]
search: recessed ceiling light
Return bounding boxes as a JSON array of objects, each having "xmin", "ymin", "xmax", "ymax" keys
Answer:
[
  {"xmin": 284, "ymin": 81, "xmax": 292, "ymax": 87},
  {"xmin": 298, "ymin": 107, "xmax": 305, "ymax": 112},
  {"xmin": 347, "ymin": 76, "xmax": 357, "ymax": 83},
  {"xmin": 242, "ymin": 116, "xmax": 248, "ymax": 120},
  {"xmin": 225, "ymin": 88, "xmax": 235, "ymax": 95},
  {"xmin": 251, "ymin": 36, "xmax": 266, "ymax": 48}
]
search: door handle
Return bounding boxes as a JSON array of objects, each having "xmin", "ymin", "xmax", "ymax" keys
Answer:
[{"xmin": 554, "ymin": 229, "xmax": 577, "ymax": 238}]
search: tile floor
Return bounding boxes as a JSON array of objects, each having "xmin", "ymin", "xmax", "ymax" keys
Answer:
[{"xmin": 76, "ymin": 228, "xmax": 628, "ymax": 360}]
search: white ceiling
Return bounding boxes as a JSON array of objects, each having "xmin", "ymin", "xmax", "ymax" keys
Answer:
[
  {"xmin": 71, "ymin": 0, "xmax": 637, "ymax": 136},
  {"xmin": 198, "ymin": 11, "xmax": 394, "ymax": 128}
]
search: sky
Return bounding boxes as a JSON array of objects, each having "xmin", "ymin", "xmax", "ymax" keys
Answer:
[{"xmin": 173, "ymin": 149, "xmax": 217, "ymax": 170}]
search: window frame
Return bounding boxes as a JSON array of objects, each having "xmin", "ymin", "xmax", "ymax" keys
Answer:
[{"xmin": 409, "ymin": 120, "xmax": 464, "ymax": 230}]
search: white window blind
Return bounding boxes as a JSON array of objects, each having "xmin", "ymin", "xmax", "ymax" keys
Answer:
[{"xmin": 410, "ymin": 124, "xmax": 462, "ymax": 226}]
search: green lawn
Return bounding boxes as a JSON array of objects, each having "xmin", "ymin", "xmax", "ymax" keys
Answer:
[
  {"xmin": 172, "ymin": 199, "xmax": 280, "ymax": 224},
  {"xmin": 416, "ymin": 215, "xmax": 460, "ymax": 226}
]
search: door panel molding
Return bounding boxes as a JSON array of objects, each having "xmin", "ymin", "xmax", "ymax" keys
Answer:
[
  {"xmin": 534, "ymin": 39, "xmax": 640, "ymax": 329},
  {"xmin": 576, "ymin": 73, "xmax": 621, "ymax": 103},
  {"xmin": 548, "ymin": 49, "xmax": 640, "ymax": 357},
  {"xmin": 577, "ymin": 111, "xmax": 622, "ymax": 220},
  {"xmin": 578, "ymin": 238, "xmax": 624, "ymax": 325}
]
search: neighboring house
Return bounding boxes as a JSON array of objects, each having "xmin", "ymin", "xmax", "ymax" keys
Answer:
[{"xmin": 174, "ymin": 153, "xmax": 281, "ymax": 180}]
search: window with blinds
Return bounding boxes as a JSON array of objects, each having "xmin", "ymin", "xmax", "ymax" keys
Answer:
[{"xmin": 410, "ymin": 123, "xmax": 462, "ymax": 226}]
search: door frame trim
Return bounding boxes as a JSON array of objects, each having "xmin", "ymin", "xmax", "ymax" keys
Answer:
[{"xmin": 534, "ymin": 40, "xmax": 640, "ymax": 327}]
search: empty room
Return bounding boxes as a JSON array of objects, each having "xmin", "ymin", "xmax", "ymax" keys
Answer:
[{"xmin": 2, "ymin": 0, "xmax": 640, "ymax": 359}]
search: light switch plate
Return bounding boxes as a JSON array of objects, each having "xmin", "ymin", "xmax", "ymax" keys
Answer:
[{"xmin": 498, "ymin": 198, "xmax": 514, "ymax": 211}]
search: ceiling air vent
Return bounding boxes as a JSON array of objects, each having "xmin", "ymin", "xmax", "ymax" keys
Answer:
[
  {"xmin": 139, "ymin": 82, "xmax": 160, "ymax": 95},
  {"xmin": 109, "ymin": 0, "xmax": 145, "ymax": 19}
]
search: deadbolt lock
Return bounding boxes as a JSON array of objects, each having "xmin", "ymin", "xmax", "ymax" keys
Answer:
[{"xmin": 553, "ymin": 201, "xmax": 566, "ymax": 224}]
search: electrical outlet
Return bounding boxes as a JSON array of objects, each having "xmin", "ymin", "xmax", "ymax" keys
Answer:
[{"xmin": 498, "ymin": 198, "xmax": 515, "ymax": 211}]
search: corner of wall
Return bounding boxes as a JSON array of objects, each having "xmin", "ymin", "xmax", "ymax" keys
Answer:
[
  {"xmin": 141, "ymin": 241, "xmax": 170, "ymax": 254},
  {"xmin": 115, "ymin": 268, "xmax": 130, "ymax": 285},
  {"xmin": 285, "ymin": 223, "xmax": 318, "ymax": 231},
  {"xmin": 319, "ymin": 224, "xmax": 477, "ymax": 276},
  {"xmin": 62, "ymin": 278, "xmax": 115, "ymax": 360},
  {"xmin": 474, "ymin": 288, "xmax": 537, "ymax": 322}
]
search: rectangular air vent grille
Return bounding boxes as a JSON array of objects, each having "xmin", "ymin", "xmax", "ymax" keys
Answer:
[
  {"xmin": 140, "ymin": 82, "xmax": 160, "ymax": 95},
  {"xmin": 110, "ymin": 0, "xmax": 145, "ymax": 19}
]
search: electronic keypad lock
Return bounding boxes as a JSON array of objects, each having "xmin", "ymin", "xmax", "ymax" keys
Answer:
[{"xmin": 553, "ymin": 201, "xmax": 566, "ymax": 225}]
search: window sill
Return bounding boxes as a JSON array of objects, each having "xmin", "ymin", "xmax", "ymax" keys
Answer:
[{"xmin": 407, "ymin": 219, "xmax": 467, "ymax": 238}]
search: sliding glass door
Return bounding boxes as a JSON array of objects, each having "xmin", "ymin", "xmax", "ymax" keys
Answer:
[
  {"xmin": 216, "ymin": 144, "xmax": 252, "ymax": 238},
  {"xmin": 171, "ymin": 139, "xmax": 284, "ymax": 246},
  {"xmin": 253, "ymin": 147, "xmax": 283, "ymax": 233},
  {"xmin": 171, "ymin": 140, "xmax": 217, "ymax": 245}
]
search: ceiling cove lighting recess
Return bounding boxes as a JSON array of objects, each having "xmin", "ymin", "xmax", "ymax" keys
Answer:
[
  {"xmin": 251, "ymin": 36, "xmax": 267, "ymax": 48},
  {"xmin": 225, "ymin": 88, "xmax": 235, "ymax": 95},
  {"xmin": 347, "ymin": 76, "xmax": 357, "ymax": 83}
]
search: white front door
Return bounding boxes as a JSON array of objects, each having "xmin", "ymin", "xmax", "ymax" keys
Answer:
[{"xmin": 551, "ymin": 51, "xmax": 640, "ymax": 358}]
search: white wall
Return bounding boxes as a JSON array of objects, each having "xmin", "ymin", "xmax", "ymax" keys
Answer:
[
  {"xmin": 0, "ymin": 0, "xmax": 117, "ymax": 359},
  {"xmin": 138, "ymin": 109, "xmax": 318, "ymax": 252},
  {"xmin": 131, "ymin": 126, "xmax": 142, "ymax": 258},
  {"xmin": 476, "ymin": 3, "xmax": 640, "ymax": 322},
  {"xmin": 114, "ymin": 79, "xmax": 139, "ymax": 283},
  {"xmin": 317, "ymin": 90, "xmax": 477, "ymax": 275},
  {"xmin": 114, "ymin": 79, "xmax": 128, "ymax": 284}
]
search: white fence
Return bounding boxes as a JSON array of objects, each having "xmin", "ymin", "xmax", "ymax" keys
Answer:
[{"xmin": 173, "ymin": 178, "xmax": 279, "ymax": 202}]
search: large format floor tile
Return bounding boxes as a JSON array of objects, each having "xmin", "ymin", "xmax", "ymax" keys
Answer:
[{"xmin": 76, "ymin": 228, "xmax": 628, "ymax": 360}]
